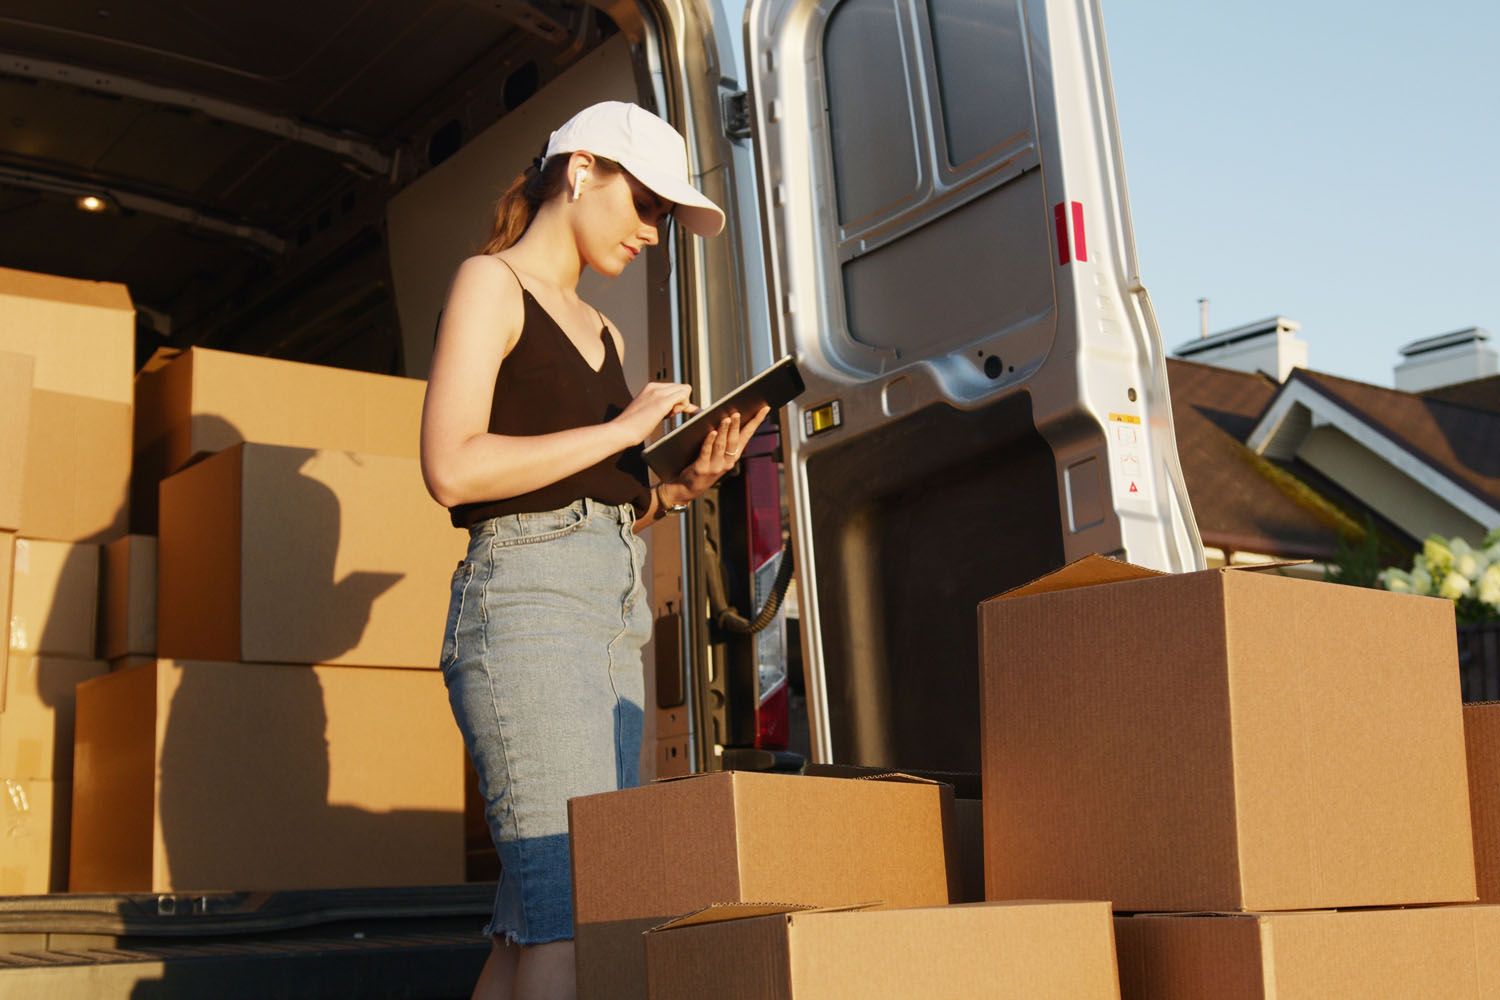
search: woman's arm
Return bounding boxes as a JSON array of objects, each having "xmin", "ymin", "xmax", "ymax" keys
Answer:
[{"xmin": 420, "ymin": 256, "xmax": 692, "ymax": 509}]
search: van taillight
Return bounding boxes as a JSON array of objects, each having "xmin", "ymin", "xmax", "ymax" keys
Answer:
[{"xmin": 744, "ymin": 433, "xmax": 790, "ymax": 751}]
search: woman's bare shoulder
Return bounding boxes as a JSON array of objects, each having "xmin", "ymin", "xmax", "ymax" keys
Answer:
[
  {"xmin": 453, "ymin": 253, "xmax": 522, "ymax": 290},
  {"xmin": 437, "ymin": 254, "xmax": 526, "ymax": 360}
]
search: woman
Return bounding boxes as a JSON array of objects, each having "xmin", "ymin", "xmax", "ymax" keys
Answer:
[{"xmin": 419, "ymin": 101, "xmax": 768, "ymax": 1000}]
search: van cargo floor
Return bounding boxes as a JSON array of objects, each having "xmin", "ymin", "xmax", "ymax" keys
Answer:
[{"xmin": 0, "ymin": 886, "xmax": 491, "ymax": 998}]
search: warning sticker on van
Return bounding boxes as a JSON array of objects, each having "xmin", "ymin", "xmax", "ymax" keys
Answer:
[{"xmin": 1107, "ymin": 412, "xmax": 1150, "ymax": 503}]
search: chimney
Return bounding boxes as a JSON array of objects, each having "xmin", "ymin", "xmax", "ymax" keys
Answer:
[
  {"xmin": 1172, "ymin": 316, "xmax": 1307, "ymax": 382},
  {"xmin": 1393, "ymin": 327, "xmax": 1496, "ymax": 392}
]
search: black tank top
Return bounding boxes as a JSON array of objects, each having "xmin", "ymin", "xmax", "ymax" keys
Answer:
[{"xmin": 449, "ymin": 262, "xmax": 651, "ymax": 528}]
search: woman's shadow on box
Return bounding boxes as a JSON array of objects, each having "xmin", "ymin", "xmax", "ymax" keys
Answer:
[{"xmin": 116, "ymin": 416, "xmax": 473, "ymax": 995}]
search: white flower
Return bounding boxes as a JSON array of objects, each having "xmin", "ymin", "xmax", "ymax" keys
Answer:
[
  {"xmin": 1425, "ymin": 536, "xmax": 1455, "ymax": 578},
  {"xmin": 1439, "ymin": 571, "xmax": 1472, "ymax": 601},
  {"xmin": 1456, "ymin": 551, "xmax": 1483, "ymax": 581},
  {"xmin": 1412, "ymin": 568, "xmax": 1435, "ymax": 596},
  {"xmin": 1382, "ymin": 569, "xmax": 1413, "ymax": 594},
  {"xmin": 1479, "ymin": 564, "xmax": 1500, "ymax": 609}
]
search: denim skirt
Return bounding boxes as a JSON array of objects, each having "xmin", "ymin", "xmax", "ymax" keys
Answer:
[{"xmin": 439, "ymin": 498, "xmax": 650, "ymax": 945}]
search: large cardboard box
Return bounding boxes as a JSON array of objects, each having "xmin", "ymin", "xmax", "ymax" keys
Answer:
[
  {"xmin": 19, "ymin": 388, "xmax": 131, "ymax": 543},
  {"xmin": 1, "ymin": 654, "xmax": 106, "ymax": 779},
  {"xmin": 1466, "ymin": 702, "xmax": 1500, "ymax": 902},
  {"xmin": 1114, "ymin": 906, "xmax": 1500, "ymax": 999},
  {"xmin": 69, "ymin": 659, "xmax": 465, "ymax": 893},
  {"xmin": 132, "ymin": 347, "xmax": 426, "ymax": 531},
  {"xmin": 978, "ymin": 555, "xmax": 1476, "ymax": 912},
  {"xmin": 9, "ymin": 538, "xmax": 100, "ymax": 660},
  {"xmin": 158, "ymin": 443, "xmax": 464, "ymax": 668},
  {"xmin": 569, "ymin": 771, "xmax": 957, "ymax": 1000},
  {"xmin": 101, "ymin": 534, "xmax": 157, "ymax": 662},
  {"xmin": 0, "ymin": 352, "xmax": 33, "ymax": 531},
  {"xmin": 0, "ymin": 777, "xmax": 70, "ymax": 894},
  {"xmin": 647, "ymin": 901, "xmax": 1120, "ymax": 1000},
  {"xmin": 0, "ymin": 266, "xmax": 134, "ymax": 405}
]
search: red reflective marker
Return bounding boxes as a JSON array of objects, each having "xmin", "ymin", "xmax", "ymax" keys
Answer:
[{"xmin": 1054, "ymin": 202, "xmax": 1070, "ymax": 266}]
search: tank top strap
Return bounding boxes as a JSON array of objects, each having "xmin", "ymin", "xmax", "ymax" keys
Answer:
[{"xmin": 493, "ymin": 255, "xmax": 526, "ymax": 294}]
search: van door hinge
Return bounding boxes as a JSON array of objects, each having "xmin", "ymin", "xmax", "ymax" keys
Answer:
[{"xmin": 721, "ymin": 91, "xmax": 751, "ymax": 140}]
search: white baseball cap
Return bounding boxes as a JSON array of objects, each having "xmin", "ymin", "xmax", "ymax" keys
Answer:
[{"xmin": 544, "ymin": 101, "xmax": 726, "ymax": 238}]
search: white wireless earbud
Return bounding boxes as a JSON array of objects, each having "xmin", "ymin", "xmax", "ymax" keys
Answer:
[{"xmin": 572, "ymin": 169, "xmax": 589, "ymax": 200}]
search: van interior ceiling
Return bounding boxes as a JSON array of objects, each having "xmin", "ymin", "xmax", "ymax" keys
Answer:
[{"xmin": 0, "ymin": 1, "xmax": 624, "ymax": 374}]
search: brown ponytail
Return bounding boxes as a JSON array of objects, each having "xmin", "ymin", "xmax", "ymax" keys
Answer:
[{"xmin": 479, "ymin": 153, "xmax": 625, "ymax": 255}]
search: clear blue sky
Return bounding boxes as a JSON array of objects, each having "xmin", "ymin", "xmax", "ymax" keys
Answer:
[{"xmin": 1101, "ymin": 2, "xmax": 1499, "ymax": 387}]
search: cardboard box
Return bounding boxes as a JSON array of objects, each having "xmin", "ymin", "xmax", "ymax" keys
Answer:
[
  {"xmin": 1466, "ymin": 703, "xmax": 1500, "ymax": 902},
  {"xmin": 101, "ymin": 535, "xmax": 156, "ymax": 661},
  {"xmin": 158, "ymin": 443, "xmax": 465, "ymax": 668},
  {"xmin": 1, "ymin": 654, "xmax": 106, "ymax": 779},
  {"xmin": 19, "ymin": 388, "xmax": 131, "ymax": 542},
  {"xmin": 70, "ymin": 659, "xmax": 465, "ymax": 892},
  {"xmin": 569, "ymin": 770, "xmax": 957, "ymax": 1000},
  {"xmin": 978, "ymin": 555, "xmax": 1476, "ymax": 912},
  {"xmin": 647, "ymin": 901, "xmax": 1120, "ymax": 1000},
  {"xmin": 0, "ymin": 266, "xmax": 134, "ymax": 405},
  {"xmin": 804, "ymin": 762, "xmax": 986, "ymax": 904},
  {"xmin": 1114, "ymin": 906, "xmax": 1500, "ymax": 1000},
  {"xmin": 0, "ymin": 352, "xmax": 33, "ymax": 531},
  {"xmin": 132, "ymin": 347, "xmax": 426, "ymax": 531},
  {"xmin": 1, "ymin": 777, "xmax": 70, "ymax": 894},
  {"xmin": 9, "ymin": 539, "xmax": 100, "ymax": 659}
]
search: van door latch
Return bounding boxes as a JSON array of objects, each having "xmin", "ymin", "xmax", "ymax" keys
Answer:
[{"xmin": 721, "ymin": 91, "xmax": 751, "ymax": 140}]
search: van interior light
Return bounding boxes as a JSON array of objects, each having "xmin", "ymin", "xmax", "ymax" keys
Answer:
[{"xmin": 76, "ymin": 194, "xmax": 108, "ymax": 213}]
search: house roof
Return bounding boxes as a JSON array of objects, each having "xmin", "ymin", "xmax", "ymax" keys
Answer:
[
  {"xmin": 1423, "ymin": 374, "xmax": 1500, "ymax": 416},
  {"xmin": 1166, "ymin": 358, "xmax": 1361, "ymax": 560},
  {"xmin": 1285, "ymin": 369, "xmax": 1500, "ymax": 513}
]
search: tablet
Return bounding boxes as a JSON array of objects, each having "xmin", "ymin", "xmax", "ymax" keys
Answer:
[{"xmin": 643, "ymin": 356, "xmax": 805, "ymax": 479}]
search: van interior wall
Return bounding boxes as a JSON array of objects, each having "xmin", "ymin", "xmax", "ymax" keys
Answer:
[
  {"xmin": 806, "ymin": 393, "xmax": 1064, "ymax": 771},
  {"xmin": 385, "ymin": 32, "xmax": 663, "ymax": 779}
]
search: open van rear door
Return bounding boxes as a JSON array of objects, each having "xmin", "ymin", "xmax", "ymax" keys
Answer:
[{"xmin": 745, "ymin": 0, "xmax": 1203, "ymax": 769}]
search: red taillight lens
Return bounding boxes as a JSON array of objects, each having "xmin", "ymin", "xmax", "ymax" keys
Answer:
[
  {"xmin": 755, "ymin": 677, "xmax": 790, "ymax": 750},
  {"xmin": 745, "ymin": 431, "xmax": 790, "ymax": 751}
]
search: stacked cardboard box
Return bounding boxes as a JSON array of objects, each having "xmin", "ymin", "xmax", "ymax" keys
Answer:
[
  {"xmin": 977, "ymin": 555, "xmax": 1491, "ymax": 997},
  {"xmin": 645, "ymin": 900, "xmax": 1120, "ymax": 999},
  {"xmin": 1464, "ymin": 702, "xmax": 1500, "ymax": 902},
  {"xmin": 568, "ymin": 771, "xmax": 964, "ymax": 1000},
  {"xmin": 130, "ymin": 346, "xmax": 426, "ymax": 532},
  {"xmin": 0, "ymin": 268, "xmax": 133, "ymax": 894},
  {"xmin": 71, "ymin": 659, "xmax": 464, "ymax": 892},
  {"xmin": 0, "ymin": 266, "xmax": 134, "ymax": 543},
  {"xmin": 69, "ymin": 344, "xmax": 468, "ymax": 893}
]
